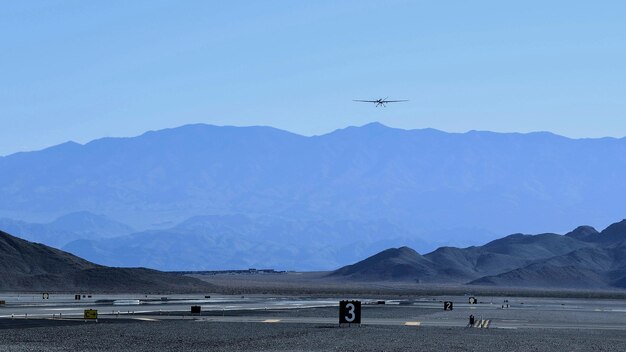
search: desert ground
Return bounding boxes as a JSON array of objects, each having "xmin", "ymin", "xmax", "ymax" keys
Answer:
[
  {"xmin": 3, "ymin": 320, "xmax": 626, "ymax": 352},
  {"xmin": 3, "ymin": 288, "xmax": 626, "ymax": 351}
]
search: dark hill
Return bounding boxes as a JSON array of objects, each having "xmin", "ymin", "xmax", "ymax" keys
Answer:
[
  {"xmin": 331, "ymin": 219, "xmax": 626, "ymax": 289},
  {"xmin": 564, "ymin": 225, "xmax": 599, "ymax": 241},
  {"xmin": 329, "ymin": 247, "xmax": 436, "ymax": 281},
  {"xmin": 0, "ymin": 230, "xmax": 213, "ymax": 293},
  {"xmin": 421, "ymin": 233, "xmax": 591, "ymax": 280},
  {"xmin": 471, "ymin": 239, "xmax": 626, "ymax": 289},
  {"xmin": 479, "ymin": 233, "xmax": 587, "ymax": 259},
  {"xmin": 596, "ymin": 220, "xmax": 626, "ymax": 244},
  {"xmin": 469, "ymin": 263, "xmax": 609, "ymax": 289},
  {"xmin": 330, "ymin": 232, "xmax": 593, "ymax": 283}
]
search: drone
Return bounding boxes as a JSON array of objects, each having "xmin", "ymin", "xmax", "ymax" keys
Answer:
[{"xmin": 353, "ymin": 98, "xmax": 408, "ymax": 107}]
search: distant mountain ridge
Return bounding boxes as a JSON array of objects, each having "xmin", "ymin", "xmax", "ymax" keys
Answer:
[
  {"xmin": 1, "ymin": 123, "xmax": 626, "ymax": 240},
  {"xmin": 61, "ymin": 215, "xmax": 428, "ymax": 271},
  {"xmin": 330, "ymin": 219, "xmax": 626, "ymax": 289},
  {"xmin": 0, "ymin": 211, "xmax": 134, "ymax": 248}
]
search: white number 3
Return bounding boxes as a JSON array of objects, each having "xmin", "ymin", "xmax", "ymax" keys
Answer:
[{"xmin": 345, "ymin": 303, "xmax": 355, "ymax": 322}]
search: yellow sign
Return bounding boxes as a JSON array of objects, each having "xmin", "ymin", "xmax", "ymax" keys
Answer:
[
  {"xmin": 0, "ymin": 300, "xmax": 5, "ymax": 305},
  {"xmin": 84, "ymin": 309, "xmax": 98, "ymax": 320}
]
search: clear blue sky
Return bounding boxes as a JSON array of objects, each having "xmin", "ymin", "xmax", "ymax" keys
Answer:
[{"xmin": 2, "ymin": 0, "xmax": 626, "ymax": 155}]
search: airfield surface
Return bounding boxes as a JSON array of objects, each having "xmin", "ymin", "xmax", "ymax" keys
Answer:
[{"xmin": 2, "ymin": 293, "xmax": 626, "ymax": 351}]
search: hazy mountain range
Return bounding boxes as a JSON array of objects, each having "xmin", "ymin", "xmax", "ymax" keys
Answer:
[
  {"xmin": 1, "ymin": 122, "xmax": 626, "ymax": 270},
  {"xmin": 0, "ymin": 212, "xmax": 427, "ymax": 271},
  {"xmin": 331, "ymin": 219, "xmax": 626, "ymax": 289},
  {"xmin": 62, "ymin": 214, "xmax": 428, "ymax": 271},
  {"xmin": 0, "ymin": 211, "xmax": 134, "ymax": 248}
]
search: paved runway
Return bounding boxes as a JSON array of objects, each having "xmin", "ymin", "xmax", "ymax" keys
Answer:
[
  {"xmin": 2, "ymin": 293, "xmax": 626, "ymax": 331},
  {"xmin": 0, "ymin": 293, "xmax": 336, "ymax": 318}
]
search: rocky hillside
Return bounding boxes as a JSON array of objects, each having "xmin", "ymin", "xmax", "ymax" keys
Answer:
[
  {"xmin": 330, "ymin": 219, "xmax": 626, "ymax": 289},
  {"xmin": 0, "ymin": 230, "xmax": 213, "ymax": 293}
]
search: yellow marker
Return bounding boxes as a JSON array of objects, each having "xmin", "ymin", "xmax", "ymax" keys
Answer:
[{"xmin": 84, "ymin": 309, "xmax": 98, "ymax": 320}]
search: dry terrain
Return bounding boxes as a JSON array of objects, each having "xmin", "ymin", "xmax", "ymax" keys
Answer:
[{"xmin": 1, "ymin": 321, "xmax": 626, "ymax": 352}]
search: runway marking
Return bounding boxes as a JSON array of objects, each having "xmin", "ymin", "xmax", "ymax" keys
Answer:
[
  {"xmin": 134, "ymin": 318, "xmax": 159, "ymax": 322},
  {"xmin": 404, "ymin": 321, "xmax": 421, "ymax": 326},
  {"xmin": 263, "ymin": 319, "xmax": 281, "ymax": 323},
  {"xmin": 474, "ymin": 319, "xmax": 490, "ymax": 328}
]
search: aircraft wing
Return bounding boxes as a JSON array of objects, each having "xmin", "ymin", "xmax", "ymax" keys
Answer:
[
  {"xmin": 353, "ymin": 100, "xmax": 379, "ymax": 102},
  {"xmin": 383, "ymin": 100, "xmax": 409, "ymax": 103}
]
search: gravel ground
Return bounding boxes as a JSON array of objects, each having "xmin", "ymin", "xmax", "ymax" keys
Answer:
[{"xmin": 2, "ymin": 320, "xmax": 626, "ymax": 352}]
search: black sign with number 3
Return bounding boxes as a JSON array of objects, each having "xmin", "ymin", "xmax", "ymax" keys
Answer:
[{"xmin": 339, "ymin": 300, "xmax": 362, "ymax": 324}]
